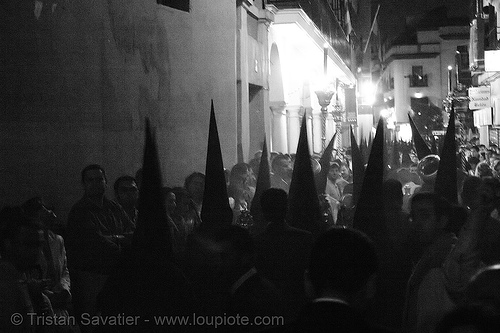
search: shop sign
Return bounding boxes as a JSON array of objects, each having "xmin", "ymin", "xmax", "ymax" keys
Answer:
[
  {"xmin": 469, "ymin": 86, "xmax": 491, "ymax": 110},
  {"xmin": 485, "ymin": 50, "xmax": 500, "ymax": 72}
]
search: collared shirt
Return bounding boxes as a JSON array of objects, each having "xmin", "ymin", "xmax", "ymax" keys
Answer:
[{"xmin": 231, "ymin": 267, "xmax": 257, "ymax": 295}]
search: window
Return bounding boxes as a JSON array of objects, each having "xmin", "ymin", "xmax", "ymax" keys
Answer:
[
  {"xmin": 410, "ymin": 66, "xmax": 428, "ymax": 87},
  {"xmin": 157, "ymin": 0, "xmax": 190, "ymax": 12}
]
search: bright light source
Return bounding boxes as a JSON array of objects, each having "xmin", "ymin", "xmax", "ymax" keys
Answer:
[
  {"xmin": 447, "ymin": 65, "xmax": 453, "ymax": 70},
  {"xmin": 397, "ymin": 123, "xmax": 412, "ymax": 142},
  {"xmin": 360, "ymin": 81, "xmax": 376, "ymax": 105},
  {"xmin": 414, "ymin": 92, "xmax": 424, "ymax": 98},
  {"xmin": 323, "ymin": 42, "xmax": 329, "ymax": 49},
  {"xmin": 380, "ymin": 108, "xmax": 391, "ymax": 118}
]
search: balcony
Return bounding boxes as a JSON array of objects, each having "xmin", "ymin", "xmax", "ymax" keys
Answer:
[{"xmin": 267, "ymin": 0, "xmax": 351, "ymax": 68}]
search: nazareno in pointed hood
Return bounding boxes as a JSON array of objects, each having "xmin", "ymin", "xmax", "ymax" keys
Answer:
[
  {"xmin": 350, "ymin": 125, "xmax": 365, "ymax": 206},
  {"xmin": 315, "ymin": 132, "xmax": 337, "ymax": 195},
  {"xmin": 353, "ymin": 117, "xmax": 386, "ymax": 243},
  {"xmin": 200, "ymin": 100, "xmax": 233, "ymax": 230},
  {"xmin": 434, "ymin": 106, "xmax": 458, "ymax": 204},
  {"xmin": 408, "ymin": 113, "xmax": 432, "ymax": 160},
  {"xmin": 131, "ymin": 117, "xmax": 173, "ymax": 261},
  {"xmin": 250, "ymin": 138, "xmax": 271, "ymax": 234},
  {"xmin": 287, "ymin": 115, "xmax": 324, "ymax": 236}
]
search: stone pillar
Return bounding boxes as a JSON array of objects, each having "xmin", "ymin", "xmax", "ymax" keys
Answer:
[
  {"xmin": 305, "ymin": 107, "xmax": 314, "ymax": 154},
  {"xmin": 270, "ymin": 103, "xmax": 287, "ymax": 153},
  {"xmin": 286, "ymin": 105, "xmax": 303, "ymax": 154},
  {"xmin": 326, "ymin": 109, "xmax": 336, "ymax": 149},
  {"xmin": 311, "ymin": 108, "xmax": 322, "ymax": 154}
]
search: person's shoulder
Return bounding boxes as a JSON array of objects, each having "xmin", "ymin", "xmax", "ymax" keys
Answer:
[
  {"xmin": 69, "ymin": 197, "xmax": 88, "ymax": 210},
  {"xmin": 67, "ymin": 197, "xmax": 91, "ymax": 219},
  {"xmin": 103, "ymin": 196, "xmax": 121, "ymax": 209},
  {"xmin": 284, "ymin": 224, "xmax": 314, "ymax": 238}
]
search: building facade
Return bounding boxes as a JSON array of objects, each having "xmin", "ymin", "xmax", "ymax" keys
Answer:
[
  {"xmin": 380, "ymin": 15, "xmax": 469, "ymax": 142},
  {"xmin": 470, "ymin": 0, "xmax": 500, "ymax": 146},
  {"xmin": 0, "ymin": 0, "xmax": 364, "ymax": 218}
]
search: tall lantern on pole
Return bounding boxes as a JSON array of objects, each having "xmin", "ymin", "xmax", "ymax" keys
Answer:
[
  {"xmin": 315, "ymin": 43, "xmax": 335, "ymax": 152},
  {"xmin": 332, "ymin": 78, "xmax": 344, "ymax": 150}
]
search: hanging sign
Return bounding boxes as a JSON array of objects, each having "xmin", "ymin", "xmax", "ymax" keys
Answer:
[{"xmin": 469, "ymin": 86, "xmax": 491, "ymax": 110}]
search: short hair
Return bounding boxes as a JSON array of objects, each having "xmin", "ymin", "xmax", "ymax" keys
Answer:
[
  {"xmin": 476, "ymin": 161, "xmax": 493, "ymax": 178},
  {"xmin": 230, "ymin": 163, "xmax": 250, "ymax": 181},
  {"xmin": 21, "ymin": 197, "xmax": 44, "ymax": 218},
  {"xmin": 81, "ymin": 164, "xmax": 107, "ymax": 183},
  {"xmin": 308, "ymin": 227, "xmax": 378, "ymax": 295},
  {"xmin": 329, "ymin": 162, "xmax": 340, "ymax": 170},
  {"xmin": 113, "ymin": 175, "xmax": 137, "ymax": 193},
  {"xmin": 465, "ymin": 264, "xmax": 500, "ymax": 313},
  {"xmin": 260, "ymin": 188, "xmax": 288, "ymax": 223},
  {"xmin": 271, "ymin": 154, "xmax": 291, "ymax": 173},
  {"xmin": 184, "ymin": 172, "xmax": 205, "ymax": 189}
]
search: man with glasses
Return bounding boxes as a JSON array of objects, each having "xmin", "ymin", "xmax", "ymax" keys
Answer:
[{"xmin": 114, "ymin": 175, "xmax": 139, "ymax": 224}]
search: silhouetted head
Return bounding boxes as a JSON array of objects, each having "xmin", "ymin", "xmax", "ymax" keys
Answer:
[
  {"xmin": 305, "ymin": 227, "xmax": 378, "ymax": 306},
  {"xmin": 0, "ymin": 206, "xmax": 44, "ymax": 271},
  {"xmin": 466, "ymin": 264, "xmax": 500, "ymax": 316},
  {"xmin": 21, "ymin": 197, "xmax": 57, "ymax": 229},
  {"xmin": 260, "ymin": 188, "xmax": 288, "ymax": 224}
]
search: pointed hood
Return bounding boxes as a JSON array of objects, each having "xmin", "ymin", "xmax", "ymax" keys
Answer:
[
  {"xmin": 409, "ymin": 113, "xmax": 432, "ymax": 160},
  {"xmin": 392, "ymin": 139, "xmax": 401, "ymax": 169},
  {"xmin": 287, "ymin": 115, "xmax": 324, "ymax": 236},
  {"xmin": 435, "ymin": 107, "xmax": 458, "ymax": 204},
  {"xmin": 200, "ymin": 100, "xmax": 233, "ymax": 229},
  {"xmin": 350, "ymin": 126, "xmax": 365, "ymax": 206},
  {"xmin": 367, "ymin": 134, "xmax": 373, "ymax": 164},
  {"xmin": 132, "ymin": 118, "xmax": 173, "ymax": 260},
  {"xmin": 360, "ymin": 137, "xmax": 369, "ymax": 165},
  {"xmin": 315, "ymin": 132, "xmax": 337, "ymax": 194},
  {"xmin": 353, "ymin": 118, "xmax": 386, "ymax": 243},
  {"xmin": 250, "ymin": 138, "xmax": 271, "ymax": 234}
]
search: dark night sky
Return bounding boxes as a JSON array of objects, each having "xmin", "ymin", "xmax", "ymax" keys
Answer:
[{"xmin": 374, "ymin": 0, "xmax": 471, "ymax": 43}]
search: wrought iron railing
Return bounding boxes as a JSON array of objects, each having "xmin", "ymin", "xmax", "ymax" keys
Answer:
[{"xmin": 267, "ymin": 0, "xmax": 351, "ymax": 68}]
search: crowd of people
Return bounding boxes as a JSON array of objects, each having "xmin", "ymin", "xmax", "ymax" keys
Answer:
[{"xmin": 2, "ymin": 134, "xmax": 500, "ymax": 332}]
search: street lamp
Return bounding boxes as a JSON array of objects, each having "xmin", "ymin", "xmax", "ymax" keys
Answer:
[
  {"xmin": 332, "ymin": 80, "xmax": 343, "ymax": 149},
  {"xmin": 447, "ymin": 65, "xmax": 453, "ymax": 94},
  {"xmin": 315, "ymin": 89, "xmax": 335, "ymax": 151},
  {"xmin": 315, "ymin": 42, "xmax": 335, "ymax": 152}
]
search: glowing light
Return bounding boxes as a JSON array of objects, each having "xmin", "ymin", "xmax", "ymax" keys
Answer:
[
  {"xmin": 360, "ymin": 81, "xmax": 376, "ymax": 105},
  {"xmin": 397, "ymin": 123, "xmax": 412, "ymax": 142},
  {"xmin": 447, "ymin": 65, "xmax": 453, "ymax": 70},
  {"xmin": 323, "ymin": 42, "xmax": 329, "ymax": 49},
  {"xmin": 414, "ymin": 92, "xmax": 424, "ymax": 98},
  {"xmin": 380, "ymin": 108, "xmax": 391, "ymax": 118}
]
